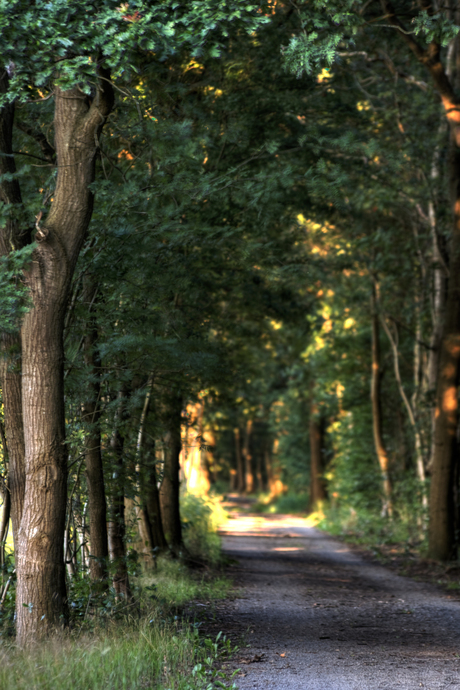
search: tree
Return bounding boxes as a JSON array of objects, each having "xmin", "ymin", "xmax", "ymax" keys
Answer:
[
  {"xmin": 283, "ymin": 0, "xmax": 460, "ymax": 559},
  {"xmin": 0, "ymin": 0, "xmax": 268, "ymax": 644}
]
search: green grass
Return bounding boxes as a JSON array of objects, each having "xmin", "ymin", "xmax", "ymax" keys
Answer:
[
  {"xmin": 0, "ymin": 558, "xmax": 235, "ymax": 690},
  {"xmin": 0, "ymin": 494, "xmax": 236, "ymax": 690},
  {"xmin": 0, "ymin": 614, "xmax": 236, "ymax": 690},
  {"xmin": 318, "ymin": 502, "xmax": 427, "ymax": 555},
  {"xmin": 140, "ymin": 556, "xmax": 231, "ymax": 607}
]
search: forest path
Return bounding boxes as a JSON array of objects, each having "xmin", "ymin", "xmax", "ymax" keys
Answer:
[{"xmin": 213, "ymin": 512, "xmax": 460, "ymax": 689}]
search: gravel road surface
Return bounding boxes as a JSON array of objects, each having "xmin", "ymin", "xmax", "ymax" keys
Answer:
[{"xmin": 213, "ymin": 513, "xmax": 460, "ymax": 689}]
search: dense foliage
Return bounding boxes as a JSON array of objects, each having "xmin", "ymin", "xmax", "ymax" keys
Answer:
[{"xmin": 1, "ymin": 0, "xmax": 460, "ymax": 650}]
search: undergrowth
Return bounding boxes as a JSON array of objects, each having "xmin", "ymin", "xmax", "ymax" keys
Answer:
[
  {"xmin": 181, "ymin": 492, "xmax": 227, "ymax": 566},
  {"xmin": 250, "ymin": 485, "xmax": 429, "ymax": 560},
  {"xmin": 318, "ymin": 500, "xmax": 428, "ymax": 557},
  {"xmin": 0, "ymin": 493, "xmax": 236, "ymax": 689},
  {"xmin": 0, "ymin": 613, "xmax": 238, "ymax": 690}
]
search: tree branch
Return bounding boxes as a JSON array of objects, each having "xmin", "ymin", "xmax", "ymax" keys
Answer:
[
  {"xmin": 380, "ymin": 0, "xmax": 460, "ymax": 143},
  {"xmin": 84, "ymin": 65, "xmax": 114, "ymax": 134}
]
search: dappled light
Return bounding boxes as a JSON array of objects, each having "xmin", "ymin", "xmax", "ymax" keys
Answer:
[{"xmin": 0, "ymin": 2, "xmax": 460, "ymax": 688}]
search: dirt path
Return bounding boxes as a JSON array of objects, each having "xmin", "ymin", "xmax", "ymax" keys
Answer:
[{"xmin": 213, "ymin": 513, "xmax": 460, "ymax": 689}]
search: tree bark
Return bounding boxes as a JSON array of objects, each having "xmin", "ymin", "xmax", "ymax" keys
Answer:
[
  {"xmin": 108, "ymin": 387, "xmax": 132, "ymax": 599},
  {"xmin": 256, "ymin": 450, "xmax": 264, "ymax": 493},
  {"xmin": 0, "ymin": 72, "xmax": 27, "ymax": 550},
  {"xmin": 243, "ymin": 419, "xmax": 254, "ymax": 494},
  {"xmin": 159, "ymin": 391, "xmax": 183, "ymax": 553},
  {"xmin": 126, "ymin": 377, "xmax": 165, "ymax": 569},
  {"xmin": 371, "ymin": 284, "xmax": 393, "ymax": 517},
  {"xmin": 9, "ymin": 76, "xmax": 114, "ymax": 643},
  {"xmin": 378, "ymin": 297, "xmax": 427, "ymax": 509},
  {"xmin": 380, "ymin": 0, "xmax": 460, "ymax": 560},
  {"xmin": 309, "ymin": 402, "xmax": 327, "ymax": 509},
  {"xmin": 144, "ymin": 452, "xmax": 168, "ymax": 551},
  {"xmin": 234, "ymin": 428, "xmax": 245, "ymax": 492},
  {"xmin": 141, "ymin": 401, "xmax": 167, "ymax": 551},
  {"xmin": 264, "ymin": 446, "xmax": 274, "ymax": 493},
  {"xmin": 81, "ymin": 279, "xmax": 108, "ymax": 583},
  {"xmin": 0, "ymin": 481, "xmax": 10, "ymax": 546},
  {"xmin": 426, "ymin": 123, "xmax": 449, "ymax": 474}
]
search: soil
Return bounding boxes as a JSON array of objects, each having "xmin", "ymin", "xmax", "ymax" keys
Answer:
[{"xmin": 204, "ymin": 510, "xmax": 460, "ymax": 689}]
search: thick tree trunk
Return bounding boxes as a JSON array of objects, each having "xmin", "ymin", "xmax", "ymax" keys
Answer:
[
  {"xmin": 159, "ymin": 392, "xmax": 183, "ymax": 552},
  {"xmin": 428, "ymin": 36, "xmax": 460, "ymax": 560},
  {"xmin": 11, "ymin": 78, "xmax": 114, "ymax": 644},
  {"xmin": 16, "ymin": 291, "xmax": 69, "ymax": 639},
  {"xmin": 370, "ymin": 286, "xmax": 392, "ymax": 517},
  {"xmin": 429, "ymin": 158, "xmax": 460, "ymax": 558},
  {"xmin": 426, "ymin": 125, "xmax": 448, "ymax": 474},
  {"xmin": 82, "ymin": 279, "xmax": 108, "ymax": 583},
  {"xmin": 380, "ymin": 0, "xmax": 460, "ymax": 560},
  {"xmin": 309, "ymin": 403, "xmax": 327, "ymax": 509}
]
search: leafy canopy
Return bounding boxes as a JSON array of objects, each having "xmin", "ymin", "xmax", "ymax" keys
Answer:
[{"xmin": 0, "ymin": 0, "xmax": 270, "ymax": 102}]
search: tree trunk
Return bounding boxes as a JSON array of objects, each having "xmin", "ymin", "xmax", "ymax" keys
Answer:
[
  {"xmin": 426, "ymin": 124, "xmax": 448, "ymax": 474},
  {"xmin": 125, "ymin": 377, "xmax": 161, "ymax": 569},
  {"xmin": 0, "ymin": 345, "xmax": 25, "ymax": 548},
  {"xmin": 377, "ymin": 293, "xmax": 427, "ymax": 510},
  {"xmin": 370, "ymin": 285, "xmax": 392, "ymax": 517},
  {"xmin": 82, "ymin": 279, "xmax": 108, "ymax": 583},
  {"xmin": 243, "ymin": 419, "xmax": 254, "ymax": 494},
  {"xmin": 0, "ymin": 72, "xmax": 27, "ymax": 550},
  {"xmin": 256, "ymin": 451, "xmax": 264, "ymax": 492},
  {"xmin": 267, "ymin": 437, "xmax": 285, "ymax": 497},
  {"xmin": 380, "ymin": 0, "xmax": 460, "ymax": 560},
  {"xmin": 16, "ymin": 279, "xmax": 70, "ymax": 640},
  {"xmin": 309, "ymin": 402, "xmax": 327, "ymax": 509},
  {"xmin": 5, "ymin": 76, "xmax": 114, "ymax": 643},
  {"xmin": 159, "ymin": 392, "xmax": 183, "ymax": 552},
  {"xmin": 0, "ymin": 482, "xmax": 10, "ymax": 546},
  {"xmin": 234, "ymin": 428, "xmax": 245, "ymax": 492},
  {"xmin": 264, "ymin": 446, "xmax": 274, "ymax": 493},
  {"xmin": 428, "ymin": 37, "xmax": 460, "ymax": 560},
  {"xmin": 142, "ymin": 413, "xmax": 167, "ymax": 551},
  {"xmin": 144, "ymin": 453, "xmax": 168, "ymax": 551},
  {"xmin": 108, "ymin": 388, "xmax": 131, "ymax": 599}
]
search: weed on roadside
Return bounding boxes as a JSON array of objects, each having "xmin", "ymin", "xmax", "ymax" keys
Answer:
[
  {"xmin": 0, "ymin": 621, "xmax": 239, "ymax": 690},
  {"xmin": 0, "ymin": 553, "xmax": 236, "ymax": 689}
]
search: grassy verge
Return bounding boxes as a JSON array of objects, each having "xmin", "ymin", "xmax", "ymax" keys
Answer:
[
  {"xmin": 0, "ymin": 494, "xmax": 238, "ymax": 690},
  {"xmin": 316, "ymin": 505, "xmax": 460, "ymax": 595},
  {"xmin": 0, "ymin": 558, "xmax": 236, "ymax": 690}
]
